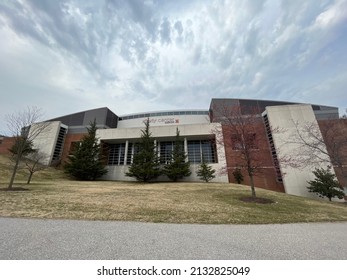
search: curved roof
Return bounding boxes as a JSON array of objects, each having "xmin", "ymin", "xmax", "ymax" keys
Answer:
[{"xmin": 119, "ymin": 110, "xmax": 209, "ymax": 121}]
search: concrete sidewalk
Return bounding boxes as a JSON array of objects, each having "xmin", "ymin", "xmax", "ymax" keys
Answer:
[{"xmin": 0, "ymin": 217, "xmax": 346, "ymax": 259}]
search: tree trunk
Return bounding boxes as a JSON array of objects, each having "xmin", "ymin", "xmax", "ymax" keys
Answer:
[
  {"xmin": 27, "ymin": 172, "xmax": 33, "ymax": 184},
  {"xmin": 8, "ymin": 156, "xmax": 20, "ymax": 189},
  {"xmin": 249, "ymin": 174, "xmax": 256, "ymax": 198}
]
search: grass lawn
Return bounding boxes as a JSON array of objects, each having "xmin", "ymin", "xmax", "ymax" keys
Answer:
[
  {"xmin": 0, "ymin": 180, "xmax": 346, "ymax": 224},
  {"xmin": 1, "ymin": 155, "xmax": 346, "ymax": 224}
]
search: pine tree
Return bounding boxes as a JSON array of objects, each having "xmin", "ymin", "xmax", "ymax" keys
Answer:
[
  {"xmin": 307, "ymin": 167, "xmax": 345, "ymax": 201},
  {"xmin": 126, "ymin": 118, "xmax": 161, "ymax": 182},
  {"xmin": 232, "ymin": 168, "xmax": 244, "ymax": 184},
  {"xmin": 64, "ymin": 119, "xmax": 107, "ymax": 180},
  {"xmin": 197, "ymin": 159, "xmax": 216, "ymax": 182},
  {"xmin": 9, "ymin": 138, "xmax": 35, "ymax": 157},
  {"xmin": 163, "ymin": 128, "xmax": 191, "ymax": 181}
]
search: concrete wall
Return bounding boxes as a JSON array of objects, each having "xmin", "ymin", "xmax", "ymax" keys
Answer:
[
  {"xmin": 30, "ymin": 121, "xmax": 63, "ymax": 165},
  {"xmin": 97, "ymin": 123, "xmax": 228, "ymax": 183},
  {"xmin": 117, "ymin": 114, "xmax": 210, "ymax": 128},
  {"xmin": 103, "ymin": 163, "xmax": 225, "ymax": 182},
  {"xmin": 265, "ymin": 104, "xmax": 343, "ymax": 201}
]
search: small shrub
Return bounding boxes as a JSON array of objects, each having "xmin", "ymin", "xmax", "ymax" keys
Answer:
[
  {"xmin": 197, "ymin": 160, "xmax": 216, "ymax": 182},
  {"xmin": 307, "ymin": 167, "xmax": 345, "ymax": 201},
  {"xmin": 232, "ymin": 168, "xmax": 244, "ymax": 184}
]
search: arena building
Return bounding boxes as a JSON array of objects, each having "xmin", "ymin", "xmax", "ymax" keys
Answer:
[{"xmin": 1, "ymin": 98, "xmax": 345, "ymax": 201}]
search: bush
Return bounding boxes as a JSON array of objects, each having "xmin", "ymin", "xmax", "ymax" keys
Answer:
[
  {"xmin": 307, "ymin": 167, "xmax": 345, "ymax": 201},
  {"xmin": 197, "ymin": 160, "xmax": 216, "ymax": 182},
  {"xmin": 232, "ymin": 168, "xmax": 244, "ymax": 184}
]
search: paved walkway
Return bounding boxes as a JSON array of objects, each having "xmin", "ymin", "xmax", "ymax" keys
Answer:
[{"xmin": 0, "ymin": 217, "xmax": 346, "ymax": 259}]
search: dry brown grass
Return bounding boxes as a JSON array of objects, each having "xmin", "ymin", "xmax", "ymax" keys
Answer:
[
  {"xmin": 1, "ymin": 154, "xmax": 346, "ymax": 224},
  {"xmin": 0, "ymin": 179, "xmax": 346, "ymax": 224}
]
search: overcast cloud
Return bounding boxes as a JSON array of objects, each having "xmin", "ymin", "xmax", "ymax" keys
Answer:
[{"xmin": 0, "ymin": 0, "xmax": 346, "ymax": 134}]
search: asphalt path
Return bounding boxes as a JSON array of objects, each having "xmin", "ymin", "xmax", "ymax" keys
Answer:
[{"xmin": 0, "ymin": 217, "xmax": 346, "ymax": 259}]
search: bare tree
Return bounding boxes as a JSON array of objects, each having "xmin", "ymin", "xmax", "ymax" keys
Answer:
[
  {"xmin": 5, "ymin": 107, "xmax": 49, "ymax": 189},
  {"xmin": 285, "ymin": 119, "xmax": 347, "ymax": 187},
  {"xmin": 212, "ymin": 104, "xmax": 269, "ymax": 199},
  {"xmin": 24, "ymin": 150, "xmax": 49, "ymax": 184}
]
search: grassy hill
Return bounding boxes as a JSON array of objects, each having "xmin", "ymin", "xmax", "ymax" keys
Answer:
[
  {"xmin": 0, "ymin": 154, "xmax": 67, "ymax": 183},
  {"xmin": 0, "ymin": 154, "xmax": 346, "ymax": 224}
]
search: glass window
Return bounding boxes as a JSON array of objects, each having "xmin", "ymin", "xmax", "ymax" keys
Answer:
[
  {"xmin": 159, "ymin": 141, "xmax": 173, "ymax": 164},
  {"xmin": 126, "ymin": 143, "xmax": 140, "ymax": 165},
  {"xmin": 187, "ymin": 140, "xmax": 217, "ymax": 163},
  {"xmin": 187, "ymin": 140, "xmax": 201, "ymax": 163},
  {"xmin": 108, "ymin": 143, "xmax": 126, "ymax": 165},
  {"xmin": 126, "ymin": 143, "xmax": 133, "ymax": 165}
]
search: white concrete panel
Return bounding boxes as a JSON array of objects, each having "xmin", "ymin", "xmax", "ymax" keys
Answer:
[
  {"xmin": 97, "ymin": 123, "xmax": 221, "ymax": 141},
  {"xmin": 265, "ymin": 105, "xmax": 343, "ymax": 201},
  {"xmin": 30, "ymin": 121, "xmax": 62, "ymax": 165},
  {"xmin": 117, "ymin": 114, "xmax": 210, "ymax": 128},
  {"xmin": 103, "ymin": 163, "xmax": 227, "ymax": 183}
]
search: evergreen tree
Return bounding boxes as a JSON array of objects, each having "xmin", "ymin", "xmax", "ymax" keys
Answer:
[
  {"xmin": 126, "ymin": 118, "xmax": 161, "ymax": 182},
  {"xmin": 9, "ymin": 138, "xmax": 35, "ymax": 158},
  {"xmin": 307, "ymin": 167, "xmax": 345, "ymax": 201},
  {"xmin": 197, "ymin": 159, "xmax": 216, "ymax": 182},
  {"xmin": 64, "ymin": 119, "xmax": 107, "ymax": 180},
  {"xmin": 232, "ymin": 168, "xmax": 244, "ymax": 184},
  {"xmin": 163, "ymin": 128, "xmax": 191, "ymax": 181}
]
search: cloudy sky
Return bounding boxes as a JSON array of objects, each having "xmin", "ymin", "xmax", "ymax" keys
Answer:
[{"xmin": 0, "ymin": 0, "xmax": 346, "ymax": 134}]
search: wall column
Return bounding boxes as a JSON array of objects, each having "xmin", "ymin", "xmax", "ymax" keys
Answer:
[
  {"xmin": 184, "ymin": 137, "xmax": 188, "ymax": 162},
  {"xmin": 124, "ymin": 140, "xmax": 129, "ymax": 165}
]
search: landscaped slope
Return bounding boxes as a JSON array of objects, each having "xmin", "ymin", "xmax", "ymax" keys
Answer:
[{"xmin": 0, "ymin": 179, "xmax": 346, "ymax": 224}]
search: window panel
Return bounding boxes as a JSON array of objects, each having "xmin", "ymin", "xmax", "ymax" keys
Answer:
[
  {"xmin": 187, "ymin": 140, "xmax": 217, "ymax": 164},
  {"xmin": 160, "ymin": 141, "xmax": 173, "ymax": 164},
  {"xmin": 108, "ymin": 143, "xmax": 126, "ymax": 165},
  {"xmin": 125, "ymin": 143, "xmax": 140, "ymax": 165},
  {"xmin": 187, "ymin": 140, "xmax": 201, "ymax": 163},
  {"xmin": 126, "ymin": 143, "xmax": 133, "ymax": 165}
]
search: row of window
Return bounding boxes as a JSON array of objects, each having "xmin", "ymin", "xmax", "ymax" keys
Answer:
[
  {"xmin": 119, "ymin": 111, "xmax": 209, "ymax": 120},
  {"xmin": 107, "ymin": 140, "xmax": 217, "ymax": 165}
]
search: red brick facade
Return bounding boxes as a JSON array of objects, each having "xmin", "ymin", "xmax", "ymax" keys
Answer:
[
  {"xmin": 318, "ymin": 119, "xmax": 347, "ymax": 189},
  {"xmin": 221, "ymin": 122, "xmax": 285, "ymax": 193},
  {"xmin": 0, "ymin": 137, "xmax": 16, "ymax": 155},
  {"xmin": 60, "ymin": 133, "xmax": 86, "ymax": 164}
]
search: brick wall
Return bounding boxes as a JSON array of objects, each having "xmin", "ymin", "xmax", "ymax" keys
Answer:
[
  {"xmin": 318, "ymin": 119, "xmax": 347, "ymax": 189},
  {"xmin": 0, "ymin": 137, "xmax": 16, "ymax": 155},
  {"xmin": 60, "ymin": 133, "xmax": 86, "ymax": 164},
  {"xmin": 222, "ymin": 122, "xmax": 285, "ymax": 193}
]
